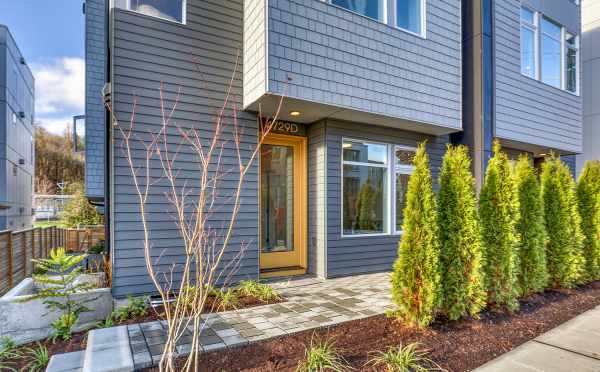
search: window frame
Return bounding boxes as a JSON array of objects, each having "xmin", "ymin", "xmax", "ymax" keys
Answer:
[
  {"xmin": 325, "ymin": 0, "xmax": 426, "ymax": 38},
  {"xmin": 340, "ymin": 138, "xmax": 417, "ymax": 238},
  {"xmin": 392, "ymin": 144, "xmax": 417, "ymax": 235},
  {"xmin": 520, "ymin": 7, "xmax": 538, "ymax": 80},
  {"xmin": 564, "ymin": 32, "xmax": 579, "ymax": 95},
  {"xmin": 120, "ymin": 0, "xmax": 187, "ymax": 24}
]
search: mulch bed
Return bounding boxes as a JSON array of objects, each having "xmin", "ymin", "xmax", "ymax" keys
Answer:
[{"xmin": 147, "ymin": 280, "xmax": 600, "ymax": 372}]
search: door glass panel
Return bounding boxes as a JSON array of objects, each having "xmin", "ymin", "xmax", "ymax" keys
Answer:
[{"xmin": 261, "ymin": 144, "xmax": 294, "ymax": 253}]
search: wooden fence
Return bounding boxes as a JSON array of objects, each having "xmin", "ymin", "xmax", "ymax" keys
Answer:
[{"xmin": 0, "ymin": 226, "xmax": 105, "ymax": 296}]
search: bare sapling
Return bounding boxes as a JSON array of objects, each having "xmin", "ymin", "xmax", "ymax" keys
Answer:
[{"xmin": 108, "ymin": 56, "xmax": 283, "ymax": 371}]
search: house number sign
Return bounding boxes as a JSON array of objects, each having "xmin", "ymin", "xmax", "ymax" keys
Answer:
[{"xmin": 261, "ymin": 119, "xmax": 306, "ymax": 136}]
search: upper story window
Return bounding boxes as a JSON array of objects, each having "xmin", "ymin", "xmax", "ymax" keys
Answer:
[
  {"xmin": 520, "ymin": 7, "xmax": 579, "ymax": 95},
  {"xmin": 116, "ymin": 0, "xmax": 186, "ymax": 24},
  {"xmin": 327, "ymin": 0, "xmax": 425, "ymax": 37},
  {"xmin": 520, "ymin": 7, "xmax": 537, "ymax": 78}
]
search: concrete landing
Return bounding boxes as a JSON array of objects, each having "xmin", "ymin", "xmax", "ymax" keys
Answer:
[{"xmin": 475, "ymin": 305, "xmax": 600, "ymax": 372}]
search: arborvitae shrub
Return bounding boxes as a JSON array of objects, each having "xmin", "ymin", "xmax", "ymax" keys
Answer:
[
  {"xmin": 577, "ymin": 160, "xmax": 600, "ymax": 282},
  {"xmin": 437, "ymin": 145, "xmax": 485, "ymax": 320},
  {"xmin": 391, "ymin": 143, "xmax": 440, "ymax": 328},
  {"xmin": 479, "ymin": 141, "xmax": 520, "ymax": 311},
  {"xmin": 541, "ymin": 155, "xmax": 584, "ymax": 287},
  {"xmin": 515, "ymin": 155, "xmax": 548, "ymax": 295}
]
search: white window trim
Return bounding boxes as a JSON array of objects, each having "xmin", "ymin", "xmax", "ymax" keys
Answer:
[
  {"xmin": 119, "ymin": 0, "xmax": 187, "ymax": 25},
  {"xmin": 392, "ymin": 144, "xmax": 417, "ymax": 235},
  {"xmin": 341, "ymin": 138, "xmax": 417, "ymax": 238},
  {"xmin": 324, "ymin": 0, "xmax": 426, "ymax": 38}
]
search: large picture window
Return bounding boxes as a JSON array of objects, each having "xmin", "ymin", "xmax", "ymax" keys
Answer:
[
  {"xmin": 342, "ymin": 139, "xmax": 416, "ymax": 236},
  {"xmin": 342, "ymin": 140, "xmax": 388, "ymax": 236},
  {"xmin": 327, "ymin": 0, "xmax": 425, "ymax": 37}
]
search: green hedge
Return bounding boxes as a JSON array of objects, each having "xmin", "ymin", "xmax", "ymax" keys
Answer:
[{"xmin": 577, "ymin": 160, "xmax": 600, "ymax": 281}]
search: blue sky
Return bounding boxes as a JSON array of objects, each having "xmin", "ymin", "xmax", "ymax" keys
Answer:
[{"xmin": 0, "ymin": 0, "xmax": 85, "ymax": 134}]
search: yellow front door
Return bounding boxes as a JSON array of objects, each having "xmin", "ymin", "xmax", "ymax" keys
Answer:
[{"xmin": 259, "ymin": 133, "xmax": 307, "ymax": 277}]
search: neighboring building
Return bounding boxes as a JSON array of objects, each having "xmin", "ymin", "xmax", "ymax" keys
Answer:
[
  {"xmin": 0, "ymin": 25, "xmax": 35, "ymax": 231},
  {"xmin": 577, "ymin": 0, "xmax": 600, "ymax": 175},
  {"xmin": 85, "ymin": 0, "xmax": 583, "ymax": 297}
]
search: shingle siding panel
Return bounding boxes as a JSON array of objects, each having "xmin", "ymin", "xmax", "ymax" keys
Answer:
[
  {"xmin": 493, "ymin": 0, "xmax": 582, "ymax": 153},
  {"xmin": 110, "ymin": 2, "xmax": 260, "ymax": 298}
]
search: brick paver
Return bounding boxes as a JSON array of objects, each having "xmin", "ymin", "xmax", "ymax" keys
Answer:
[{"xmin": 128, "ymin": 273, "xmax": 393, "ymax": 369}]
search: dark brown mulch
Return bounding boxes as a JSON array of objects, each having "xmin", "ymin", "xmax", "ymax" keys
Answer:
[
  {"xmin": 146, "ymin": 281, "xmax": 600, "ymax": 372},
  {"xmin": 4, "ymin": 330, "xmax": 88, "ymax": 371}
]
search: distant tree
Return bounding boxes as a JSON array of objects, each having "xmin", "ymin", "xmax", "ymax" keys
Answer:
[
  {"xmin": 60, "ymin": 182, "xmax": 103, "ymax": 227},
  {"xmin": 541, "ymin": 155, "xmax": 584, "ymax": 288},
  {"xmin": 355, "ymin": 180, "xmax": 377, "ymax": 231},
  {"xmin": 391, "ymin": 143, "xmax": 440, "ymax": 328},
  {"xmin": 479, "ymin": 141, "xmax": 519, "ymax": 311},
  {"xmin": 35, "ymin": 126, "xmax": 84, "ymax": 194},
  {"xmin": 577, "ymin": 160, "xmax": 600, "ymax": 281},
  {"xmin": 515, "ymin": 155, "xmax": 548, "ymax": 295},
  {"xmin": 437, "ymin": 145, "xmax": 485, "ymax": 320}
]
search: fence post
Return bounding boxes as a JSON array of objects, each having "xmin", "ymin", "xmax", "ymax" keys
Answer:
[
  {"xmin": 7, "ymin": 232, "xmax": 13, "ymax": 288},
  {"xmin": 22, "ymin": 232, "xmax": 27, "ymax": 278},
  {"xmin": 31, "ymin": 229, "xmax": 35, "ymax": 274}
]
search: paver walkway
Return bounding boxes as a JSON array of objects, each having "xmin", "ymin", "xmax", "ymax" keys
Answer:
[
  {"xmin": 475, "ymin": 304, "xmax": 600, "ymax": 372},
  {"xmin": 128, "ymin": 273, "xmax": 393, "ymax": 370}
]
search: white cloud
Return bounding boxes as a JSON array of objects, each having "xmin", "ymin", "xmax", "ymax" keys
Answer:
[
  {"xmin": 31, "ymin": 57, "xmax": 85, "ymax": 116},
  {"xmin": 36, "ymin": 117, "xmax": 73, "ymax": 135}
]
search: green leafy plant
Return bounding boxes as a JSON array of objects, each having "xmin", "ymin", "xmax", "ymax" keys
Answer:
[
  {"xmin": 215, "ymin": 288, "xmax": 239, "ymax": 311},
  {"xmin": 541, "ymin": 155, "xmax": 585, "ymax": 287},
  {"xmin": 479, "ymin": 141, "xmax": 520, "ymax": 311},
  {"xmin": 515, "ymin": 155, "xmax": 548, "ymax": 295},
  {"xmin": 22, "ymin": 248, "xmax": 94, "ymax": 342},
  {"xmin": 115, "ymin": 296, "xmax": 149, "ymax": 321},
  {"xmin": 367, "ymin": 343, "xmax": 444, "ymax": 372},
  {"xmin": 296, "ymin": 338, "xmax": 350, "ymax": 372},
  {"xmin": 22, "ymin": 343, "xmax": 50, "ymax": 371},
  {"xmin": 87, "ymin": 239, "xmax": 105, "ymax": 254},
  {"xmin": 577, "ymin": 160, "xmax": 600, "ymax": 282},
  {"xmin": 437, "ymin": 145, "xmax": 485, "ymax": 320},
  {"xmin": 60, "ymin": 183, "xmax": 103, "ymax": 228},
  {"xmin": 391, "ymin": 143, "xmax": 440, "ymax": 328},
  {"xmin": 99, "ymin": 313, "xmax": 115, "ymax": 328},
  {"xmin": 0, "ymin": 337, "xmax": 22, "ymax": 372},
  {"xmin": 237, "ymin": 280, "xmax": 282, "ymax": 302}
]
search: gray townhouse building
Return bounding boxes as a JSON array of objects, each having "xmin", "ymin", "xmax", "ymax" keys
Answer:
[
  {"xmin": 85, "ymin": 0, "xmax": 583, "ymax": 297},
  {"xmin": 0, "ymin": 25, "xmax": 35, "ymax": 231}
]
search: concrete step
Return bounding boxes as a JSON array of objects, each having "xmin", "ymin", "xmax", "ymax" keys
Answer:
[
  {"xmin": 46, "ymin": 350, "xmax": 84, "ymax": 372},
  {"xmin": 82, "ymin": 326, "xmax": 134, "ymax": 372}
]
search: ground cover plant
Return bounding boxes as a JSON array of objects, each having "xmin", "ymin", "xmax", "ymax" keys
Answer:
[
  {"xmin": 391, "ymin": 143, "xmax": 440, "ymax": 328},
  {"xmin": 479, "ymin": 141, "xmax": 520, "ymax": 311},
  {"xmin": 296, "ymin": 338, "xmax": 350, "ymax": 372},
  {"xmin": 366, "ymin": 343, "xmax": 443, "ymax": 372}
]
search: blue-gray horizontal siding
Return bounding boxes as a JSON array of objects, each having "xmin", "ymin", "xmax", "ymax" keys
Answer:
[
  {"xmin": 494, "ymin": 0, "xmax": 582, "ymax": 153},
  {"xmin": 110, "ymin": 1, "xmax": 260, "ymax": 297},
  {"xmin": 324, "ymin": 119, "xmax": 448, "ymax": 277},
  {"xmin": 261, "ymin": 0, "xmax": 462, "ymax": 129},
  {"xmin": 85, "ymin": 0, "xmax": 107, "ymax": 199}
]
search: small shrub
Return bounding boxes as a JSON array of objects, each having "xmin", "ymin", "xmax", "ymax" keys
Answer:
[
  {"xmin": 22, "ymin": 248, "xmax": 94, "ymax": 342},
  {"xmin": 0, "ymin": 336, "xmax": 21, "ymax": 372},
  {"xmin": 515, "ymin": 155, "xmax": 548, "ymax": 295},
  {"xmin": 296, "ymin": 338, "xmax": 349, "ymax": 372},
  {"xmin": 23, "ymin": 343, "xmax": 49, "ymax": 372},
  {"xmin": 437, "ymin": 145, "xmax": 486, "ymax": 320},
  {"xmin": 87, "ymin": 239, "xmax": 105, "ymax": 254},
  {"xmin": 391, "ymin": 143, "xmax": 440, "ymax": 328},
  {"xmin": 541, "ymin": 155, "xmax": 585, "ymax": 287},
  {"xmin": 577, "ymin": 160, "xmax": 600, "ymax": 282},
  {"xmin": 115, "ymin": 296, "xmax": 149, "ymax": 321},
  {"xmin": 367, "ymin": 343, "xmax": 444, "ymax": 372},
  {"xmin": 215, "ymin": 289, "xmax": 239, "ymax": 311},
  {"xmin": 479, "ymin": 141, "xmax": 520, "ymax": 311},
  {"xmin": 237, "ymin": 280, "xmax": 282, "ymax": 302}
]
